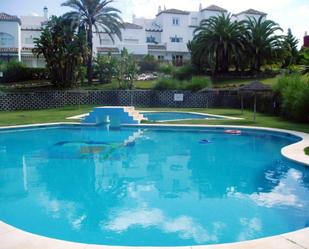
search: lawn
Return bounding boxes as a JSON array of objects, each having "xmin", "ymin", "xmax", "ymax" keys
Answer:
[
  {"xmin": 0, "ymin": 106, "xmax": 308, "ymax": 134},
  {"xmin": 305, "ymin": 147, "xmax": 309, "ymax": 156},
  {"xmin": 211, "ymin": 75, "xmax": 280, "ymax": 89}
]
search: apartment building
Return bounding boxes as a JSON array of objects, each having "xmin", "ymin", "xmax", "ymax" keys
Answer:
[{"xmin": 0, "ymin": 5, "xmax": 267, "ymax": 67}]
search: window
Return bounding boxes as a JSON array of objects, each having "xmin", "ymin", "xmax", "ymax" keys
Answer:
[
  {"xmin": 0, "ymin": 32, "xmax": 14, "ymax": 47},
  {"xmin": 172, "ymin": 17, "xmax": 180, "ymax": 26},
  {"xmin": 172, "ymin": 55, "xmax": 183, "ymax": 66},
  {"xmin": 191, "ymin": 17, "xmax": 198, "ymax": 26},
  {"xmin": 170, "ymin": 36, "xmax": 183, "ymax": 43},
  {"xmin": 158, "ymin": 55, "xmax": 164, "ymax": 61},
  {"xmin": 146, "ymin": 36, "xmax": 156, "ymax": 44}
]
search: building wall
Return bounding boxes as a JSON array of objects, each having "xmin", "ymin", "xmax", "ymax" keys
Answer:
[
  {"xmin": 1, "ymin": 6, "xmax": 268, "ymax": 67},
  {"xmin": 158, "ymin": 13, "xmax": 190, "ymax": 53}
]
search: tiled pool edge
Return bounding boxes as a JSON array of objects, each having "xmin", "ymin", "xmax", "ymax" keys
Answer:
[{"xmin": 0, "ymin": 122, "xmax": 308, "ymax": 249}]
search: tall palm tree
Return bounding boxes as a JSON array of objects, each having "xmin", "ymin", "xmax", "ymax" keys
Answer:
[
  {"xmin": 244, "ymin": 16, "xmax": 282, "ymax": 72},
  {"xmin": 193, "ymin": 14, "xmax": 245, "ymax": 74},
  {"xmin": 62, "ymin": 0, "xmax": 123, "ymax": 84}
]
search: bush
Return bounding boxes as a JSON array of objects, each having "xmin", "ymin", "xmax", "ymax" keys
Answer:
[
  {"xmin": 94, "ymin": 54, "xmax": 117, "ymax": 84},
  {"xmin": 173, "ymin": 64, "xmax": 196, "ymax": 80},
  {"xmin": 138, "ymin": 55, "xmax": 159, "ymax": 73},
  {"xmin": 184, "ymin": 76, "xmax": 212, "ymax": 91},
  {"xmin": 273, "ymin": 74, "xmax": 309, "ymax": 121},
  {"xmin": 159, "ymin": 63, "xmax": 174, "ymax": 75},
  {"xmin": 154, "ymin": 77, "xmax": 180, "ymax": 90},
  {"xmin": 0, "ymin": 60, "xmax": 48, "ymax": 83}
]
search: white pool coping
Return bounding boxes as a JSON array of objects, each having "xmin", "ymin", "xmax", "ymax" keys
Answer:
[{"xmin": 0, "ymin": 122, "xmax": 308, "ymax": 249}]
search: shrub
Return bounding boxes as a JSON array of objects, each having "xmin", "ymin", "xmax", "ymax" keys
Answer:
[
  {"xmin": 273, "ymin": 74, "xmax": 309, "ymax": 121},
  {"xmin": 138, "ymin": 55, "xmax": 159, "ymax": 73},
  {"xmin": 94, "ymin": 54, "xmax": 117, "ymax": 83},
  {"xmin": 184, "ymin": 76, "xmax": 212, "ymax": 91},
  {"xmin": 0, "ymin": 60, "xmax": 49, "ymax": 83},
  {"xmin": 159, "ymin": 63, "xmax": 174, "ymax": 75},
  {"xmin": 154, "ymin": 77, "xmax": 180, "ymax": 90},
  {"xmin": 1, "ymin": 60, "xmax": 27, "ymax": 83},
  {"xmin": 173, "ymin": 64, "xmax": 196, "ymax": 80}
]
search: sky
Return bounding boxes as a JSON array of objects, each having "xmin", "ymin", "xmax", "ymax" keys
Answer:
[{"xmin": 1, "ymin": 0, "xmax": 308, "ymax": 47}]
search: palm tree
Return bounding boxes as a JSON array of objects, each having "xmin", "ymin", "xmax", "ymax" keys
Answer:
[
  {"xmin": 62, "ymin": 0, "xmax": 123, "ymax": 84},
  {"xmin": 192, "ymin": 14, "xmax": 245, "ymax": 74},
  {"xmin": 244, "ymin": 16, "xmax": 282, "ymax": 72}
]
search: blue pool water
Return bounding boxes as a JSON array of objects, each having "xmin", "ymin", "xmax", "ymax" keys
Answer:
[
  {"xmin": 0, "ymin": 125, "xmax": 308, "ymax": 246},
  {"xmin": 141, "ymin": 112, "xmax": 224, "ymax": 121}
]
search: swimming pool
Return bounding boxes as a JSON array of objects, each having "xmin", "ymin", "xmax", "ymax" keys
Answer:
[
  {"xmin": 0, "ymin": 125, "xmax": 308, "ymax": 246},
  {"xmin": 141, "ymin": 111, "xmax": 225, "ymax": 121}
]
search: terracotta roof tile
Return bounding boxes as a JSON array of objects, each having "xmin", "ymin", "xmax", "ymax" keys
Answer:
[
  {"xmin": 201, "ymin": 5, "xmax": 227, "ymax": 12},
  {"xmin": 123, "ymin": 22, "xmax": 143, "ymax": 29},
  {"xmin": 0, "ymin": 13, "xmax": 21, "ymax": 24},
  {"xmin": 157, "ymin": 9, "xmax": 190, "ymax": 16},
  {"xmin": 237, "ymin": 9, "xmax": 267, "ymax": 16}
]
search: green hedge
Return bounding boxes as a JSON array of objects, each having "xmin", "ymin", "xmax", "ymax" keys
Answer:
[
  {"xmin": 273, "ymin": 74, "xmax": 309, "ymax": 122},
  {"xmin": 154, "ymin": 78, "xmax": 180, "ymax": 90},
  {"xmin": 0, "ymin": 60, "xmax": 49, "ymax": 83},
  {"xmin": 184, "ymin": 76, "xmax": 211, "ymax": 91},
  {"xmin": 154, "ymin": 76, "xmax": 212, "ymax": 91},
  {"xmin": 173, "ymin": 64, "xmax": 197, "ymax": 80}
]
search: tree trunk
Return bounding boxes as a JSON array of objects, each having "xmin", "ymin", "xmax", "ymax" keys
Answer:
[{"xmin": 87, "ymin": 28, "xmax": 93, "ymax": 85}]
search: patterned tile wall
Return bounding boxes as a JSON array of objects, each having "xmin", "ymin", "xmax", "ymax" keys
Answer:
[{"xmin": 0, "ymin": 90, "xmax": 274, "ymax": 112}]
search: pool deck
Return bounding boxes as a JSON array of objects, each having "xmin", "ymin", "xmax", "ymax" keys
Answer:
[{"xmin": 0, "ymin": 122, "xmax": 308, "ymax": 249}]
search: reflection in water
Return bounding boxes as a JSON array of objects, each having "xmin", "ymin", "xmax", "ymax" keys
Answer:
[{"xmin": 0, "ymin": 126, "xmax": 308, "ymax": 246}]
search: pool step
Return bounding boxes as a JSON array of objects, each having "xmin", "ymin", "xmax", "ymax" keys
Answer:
[{"xmin": 81, "ymin": 106, "xmax": 146, "ymax": 126}]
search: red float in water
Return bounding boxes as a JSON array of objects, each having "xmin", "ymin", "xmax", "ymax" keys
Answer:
[{"xmin": 224, "ymin": 130, "xmax": 242, "ymax": 135}]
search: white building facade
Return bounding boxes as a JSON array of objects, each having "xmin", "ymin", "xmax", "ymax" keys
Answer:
[{"xmin": 0, "ymin": 5, "xmax": 267, "ymax": 68}]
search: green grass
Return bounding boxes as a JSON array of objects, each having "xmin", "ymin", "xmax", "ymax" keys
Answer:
[
  {"xmin": 138, "ymin": 108, "xmax": 309, "ymax": 134},
  {"xmin": 0, "ymin": 106, "xmax": 308, "ymax": 134},
  {"xmin": 305, "ymin": 147, "xmax": 309, "ymax": 156},
  {"xmin": 212, "ymin": 75, "xmax": 280, "ymax": 89},
  {"xmin": 0, "ymin": 105, "xmax": 95, "ymax": 126}
]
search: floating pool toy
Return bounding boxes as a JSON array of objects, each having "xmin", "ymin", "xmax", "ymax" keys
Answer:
[
  {"xmin": 199, "ymin": 139, "xmax": 212, "ymax": 144},
  {"xmin": 224, "ymin": 130, "xmax": 241, "ymax": 135}
]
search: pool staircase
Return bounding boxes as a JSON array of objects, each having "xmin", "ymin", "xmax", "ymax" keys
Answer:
[{"xmin": 81, "ymin": 106, "xmax": 146, "ymax": 127}]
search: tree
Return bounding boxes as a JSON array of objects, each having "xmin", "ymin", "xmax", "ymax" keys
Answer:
[
  {"xmin": 115, "ymin": 48, "xmax": 138, "ymax": 89},
  {"xmin": 33, "ymin": 16, "xmax": 88, "ymax": 88},
  {"xmin": 192, "ymin": 14, "xmax": 245, "ymax": 74},
  {"xmin": 282, "ymin": 28, "xmax": 299, "ymax": 68},
  {"xmin": 62, "ymin": 0, "xmax": 123, "ymax": 84},
  {"xmin": 244, "ymin": 16, "xmax": 283, "ymax": 72}
]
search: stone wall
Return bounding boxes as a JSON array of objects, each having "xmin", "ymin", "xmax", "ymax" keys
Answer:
[{"xmin": 0, "ymin": 90, "xmax": 274, "ymax": 112}]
